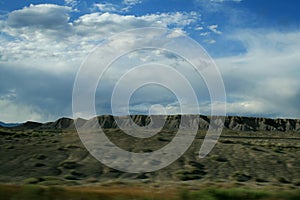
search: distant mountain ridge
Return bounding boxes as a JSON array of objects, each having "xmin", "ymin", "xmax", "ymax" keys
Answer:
[
  {"xmin": 7, "ymin": 115, "xmax": 300, "ymax": 132},
  {"xmin": 0, "ymin": 121, "xmax": 21, "ymax": 128}
]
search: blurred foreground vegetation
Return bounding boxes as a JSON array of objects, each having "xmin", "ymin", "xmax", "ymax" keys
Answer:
[{"xmin": 0, "ymin": 184, "xmax": 299, "ymax": 200}]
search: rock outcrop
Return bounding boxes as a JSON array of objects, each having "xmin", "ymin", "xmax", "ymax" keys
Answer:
[
  {"xmin": 11, "ymin": 115, "xmax": 300, "ymax": 132},
  {"xmin": 224, "ymin": 116, "xmax": 300, "ymax": 132}
]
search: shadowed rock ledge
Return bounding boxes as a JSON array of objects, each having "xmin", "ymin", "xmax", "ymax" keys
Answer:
[{"xmin": 12, "ymin": 115, "xmax": 300, "ymax": 132}]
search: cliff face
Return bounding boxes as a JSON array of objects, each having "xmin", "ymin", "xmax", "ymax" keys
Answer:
[
  {"xmin": 14, "ymin": 115, "xmax": 300, "ymax": 132},
  {"xmin": 224, "ymin": 116, "xmax": 300, "ymax": 132}
]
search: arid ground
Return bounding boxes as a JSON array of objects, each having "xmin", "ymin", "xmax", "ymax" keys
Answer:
[{"xmin": 0, "ymin": 115, "xmax": 299, "ymax": 199}]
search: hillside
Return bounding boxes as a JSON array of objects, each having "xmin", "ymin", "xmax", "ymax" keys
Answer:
[
  {"xmin": 0, "ymin": 115, "xmax": 299, "ymax": 188},
  {"xmin": 13, "ymin": 115, "xmax": 300, "ymax": 132}
]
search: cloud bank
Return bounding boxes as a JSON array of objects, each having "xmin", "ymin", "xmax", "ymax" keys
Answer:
[
  {"xmin": 1, "ymin": 2, "xmax": 300, "ymax": 122},
  {"xmin": 0, "ymin": 4, "xmax": 199, "ymax": 122},
  {"xmin": 216, "ymin": 30, "xmax": 300, "ymax": 118}
]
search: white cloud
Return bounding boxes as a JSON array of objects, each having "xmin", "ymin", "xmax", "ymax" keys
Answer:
[
  {"xmin": 210, "ymin": 0, "xmax": 242, "ymax": 2},
  {"xmin": 72, "ymin": 11, "xmax": 196, "ymax": 41},
  {"xmin": 2, "ymin": 3, "xmax": 299, "ymax": 121},
  {"xmin": 195, "ymin": 0, "xmax": 243, "ymax": 16},
  {"xmin": 205, "ymin": 39, "xmax": 216, "ymax": 44},
  {"xmin": 0, "ymin": 98, "xmax": 45, "ymax": 123},
  {"xmin": 64, "ymin": 0, "xmax": 78, "ymax": 7},
  {"xmin": 1, "ymin": 4, "xmax": 197, "ymax": 73},
  {"xmin": 208, "ymin": 24, "xmax": 222, "ymax": 34},
  {"xmin": 93, "ymin": 0, "xmax": 142, "ymax": 13},
  {"xmin": 94, "ymin": 3, "xmax": 118, "ymax": 12},
  {"xmin": 216, "ymin": 30, "xmax": 300, "ymax": 118},
  {"xmin": 195, "ymin": 26, "xmax": 203, "ymax": 31},
  {"xmin": 200, "ymin": 32, "xmax": 209, "ymax": 36},
  {"xmin": 123, "ymin": 0, "xmax": 142, "ymax": 6},
  {"xmin": 166, "ymin": 28, "xmax": 186, "ymax": 38},
  {"xmin": 0, "ymin": 5, "xmax": 201, "ymax": 122}
]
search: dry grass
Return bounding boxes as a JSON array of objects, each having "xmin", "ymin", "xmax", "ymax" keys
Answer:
[{"xmin": 0, "ymin": 184, "xmax": 300, "ymax": 200}]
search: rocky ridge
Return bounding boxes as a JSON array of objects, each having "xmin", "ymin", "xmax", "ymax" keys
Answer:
[{"xmin": 12, "ymin": 115, "xmax": 300, "ymax": 132}]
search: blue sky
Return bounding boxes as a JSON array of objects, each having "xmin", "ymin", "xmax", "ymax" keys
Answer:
[{"xmin": 0, "ymin": 0, "xmax": 300, "ymax": 122}]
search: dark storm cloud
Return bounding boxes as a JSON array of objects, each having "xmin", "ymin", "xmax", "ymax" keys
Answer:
[
  {"xmin": 7, "ymin": 4, "xmax": 72, "ymax": 29},
  {"xmin": 0, "ymin": 64, "xmax": 74, "ymax": 121},
  {"xmin": 0, "ymin": 4, "xmax": 200, "ymax": 122}
]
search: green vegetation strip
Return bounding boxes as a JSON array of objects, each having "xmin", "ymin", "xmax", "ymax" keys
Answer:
[{"xmin": 0, "ymin": 184, "xmax": 299, "ymax": 200}]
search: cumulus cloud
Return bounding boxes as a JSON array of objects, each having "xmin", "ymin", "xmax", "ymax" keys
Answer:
[
  {"xmin": 0, "ymin": 98, "xmax": 44, "ymax": 123},
  {"xmin": 195, "ymin": 26, "xmax": 203, "ymax": 31},
  {"xmin": 123, "ymin": 0, "xmax": 142, "ymax": 6},
  {"xmin": 1, "ymin": 4, "xmax": 197, "ymax": 71},
  {"xmin": 73, "ymin": 12, "xmax": 196, "ymax": 37},
  {"xmin": 3, "ymin": 4, "xmax": 74, "ymax": 66},
  {"xmin": 93, "ymin": 0, "xmax": 141, "ymax": 13},
  {"xmin": 64, "ymin": 0, "xmax": 78, "ymax": 7},
  {"xmin": 7, "ymin": 4, "xmax": 72, "ymax": 29},
  {"xmin": 91, "ymin": 45, "xmax": 209, "ymax": 117},
  {"xmin": 2, "ymin": 2, "xmax": 298, "ymax": 122},
  {"xmin": 94, "ymin": 3, "xmax": 118, "ymax": 12},
  {"xmin": 216, "ymin": 30, "xmax": 300, "ymax": 118},
  {"xmin": 205, "ymin": 39, "xmax": 216, "ymax": 44},
  {"xmin": 0, "ymin": 4, "xmax": 200, "ymax": 122},
  {"xmin": 200, "ymin": 32, "xmax": 209, "ymax": 36},
  {"xmin": 167, "ymin": 28, "xmax": 186, "ymax": 38},
  {"xmin": 208, "ymin": 24, "xmax": 222, "ymax": 34}
]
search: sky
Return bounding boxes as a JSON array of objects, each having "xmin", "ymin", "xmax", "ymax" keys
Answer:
[{"xmin": 0, "ymin": 0, "xmax": 300, "ymax": 122}]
